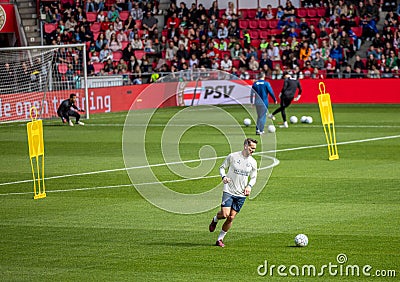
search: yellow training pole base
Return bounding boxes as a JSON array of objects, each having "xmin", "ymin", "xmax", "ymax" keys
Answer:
[
  {"xmin": 34, "ymin": 193, "xmax": 46, "ymax": 200},
  {"xmin": 329, "ymin": 155, "xmax": 339, "ymax": 161}
]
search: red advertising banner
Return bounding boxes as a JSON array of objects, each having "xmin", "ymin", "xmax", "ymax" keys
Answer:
[
  {"xmin": 0, "ymin": 79, "xmax": 399, "ymax": 122},
  {"xmin": 0, "ymin": 4, "xmax": 16, "ymax": 33}
]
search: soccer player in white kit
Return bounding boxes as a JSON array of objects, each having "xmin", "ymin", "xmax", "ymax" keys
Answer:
[{"xmin": 209, "ymin": 138, "xmax": 258, "ymax": 247}]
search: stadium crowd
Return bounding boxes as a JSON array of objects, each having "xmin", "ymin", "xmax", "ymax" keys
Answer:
[{"xmin": 40, "ymin": 0, "xmax": 400, "ymax": 85}]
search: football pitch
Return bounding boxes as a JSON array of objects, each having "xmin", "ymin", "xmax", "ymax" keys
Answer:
[{"xmin": 0, "ymin": 104, "xmax": 399, "ymax": 281}]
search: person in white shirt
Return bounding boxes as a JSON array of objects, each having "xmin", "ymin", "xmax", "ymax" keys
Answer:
[
  {"xmin": 220, "ymin": 54, "xmax": 232, "ymax": 72},
  {"xmin": 209, "ymin": 138, "xmax": 258, "ymax": 247}
]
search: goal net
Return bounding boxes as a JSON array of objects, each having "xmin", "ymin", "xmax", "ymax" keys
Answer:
[{"xmin": 0, "ymin": 44, "xmax": 88, "ymax": 123}]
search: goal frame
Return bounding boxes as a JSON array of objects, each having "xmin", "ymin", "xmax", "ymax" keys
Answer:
[{"xmin": 0, "ymin": 43, "xmax": 90, "ymax": 121}]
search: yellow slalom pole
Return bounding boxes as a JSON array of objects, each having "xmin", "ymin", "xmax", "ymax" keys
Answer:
[
  {"xmin": 27, "ymin": 107, "xmax": 46, "ymax": 199},
  {"xmin": 317, "ymin": 82, "xmax": 339, "ymax": 161}
]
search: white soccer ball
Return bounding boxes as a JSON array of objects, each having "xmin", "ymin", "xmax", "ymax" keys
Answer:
[
  {"xmin": 294, "ymin": 234, "xmax": 309, "ymax": 247},
  {"xmin": 305, "ymin": 116, "xmax": 313, "ymax": 124},
  {"xmin": 300, "ymin": 116, "xmax": 308, "ymax": 123},
  {"xmin": 290, "ymin": 116, "xmax": 298, "ymax": 124},
  {"xmin": 243, "ymin": 118, "xmax": 251, "ymax": 127},
  {"xmin": 267, "ymin": 125, "xmax": 276, "ymax": 133}
]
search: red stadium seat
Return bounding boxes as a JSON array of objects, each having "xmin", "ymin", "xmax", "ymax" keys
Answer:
[
  {"xmin": 119, "ymin": 11, "xmax": 129, "ymax": 21},
  {"xmin": 297, "ymin": 8, "xmax": 307, "ymax": 18},
  {"xmin": 90, "ymin": 22, "xmax": 101, "ymax": 33},
  {"xmin": 239, "ymin": 9, "xmax": 248, "ymax": 19},
  {"xmin": 317, "ymin": 7, "xmax": 326, "ymax": 17},
  {"xmin": 351, "ymin": 27, "xmax": 362, "ymax": 37},
  {"xmin": 259, "ymin": 30, "xmax": 270, "ymax": 39},
  {"xmin": 269, "ymin": 19, "xmax": 278, "ymax": 29},
  {"xmin": 258, "ymin": 19, "xmax": 268, "ymax": 29},
  {"xmin": 248, "ymin": 19, "xmax": 258, "ymax": 29},
  {"xmin": 252, "ymin": 39, "xmax": 261, "ymax": 48},
  {"xmin": 86, "ymin": 12, "xmax": 97, "ymax": 22},
  {"xmin": 249, "ymin": 30, "xmax": 259, "ymax": 39},
  {"xmin": 247, "ymin": 9, "xmax": 256, "ymax": 19},
  {"xmin": 134, "ymin": 50, "xmax": 145, "ymax": 59},
  {"xmin": 135, "ymin": 20, "xmax": 142, "ymax": 29},
  {"xmin": 112, "ymin": 51, "xmax": 123, "ymax": 62},
  {"xmin": 239, "ymin": 20, "xmax": 248, "ymax": 29},
  {"xmin": 93, "ymin": 62, "xmax": 104, "ymax": 73},
  {"xmin": 44, "ymin": 23, "xmax": 57, "ymax": 34},
  {"xmin": 232, "ymin": 59, "xmax": 240, "ymax": 69},
  {"xmin": 121, "ymin": 40, "xmax": 129, "ymax": 50},
  {"xmin": 307, "ymin": 8, "xmax": 317, "ymax": 18}
]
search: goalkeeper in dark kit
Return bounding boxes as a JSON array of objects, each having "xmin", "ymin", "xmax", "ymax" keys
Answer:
[{"xmin": 57, "ymin": 93, "xmax": 85, "ymax": 126}]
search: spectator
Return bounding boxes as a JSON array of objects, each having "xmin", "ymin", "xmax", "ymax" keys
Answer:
[
  {"xmin": 122, "ymin": 43, "xmax": 134, "ymax": 61},
  {"xmin": 248, "ymin": 55, "xmax": 259, "ymax": 71},
  {"xmin": 131, "ymin": 2, "xmax": 143, "ymax": 20},
  {"xmin": 131, "ymin": 33, "xmax": 143, "ymax": 50},
  {"xmin": 329, "ymin": 40, "xmax": 343, "ymax": 64},
  {"xmin": 85, "ymin": 0, "xmax": 95, "ymax": 12},
  {"xmin": 108, "ymin": 6, "xmax": 120, "ymax": 22},
  {"xmin": 230, "ymin": 43, "xmax": 243, "ymax": 60},
  {"xmin": 299, "ymin": 41, "xmax": 312, "ymax": 62},
  {"xmin": 177, "ymin": 44, "xmax": 189, "ymax": 61},
  {"xmin": 100, "ymin": 45, "xmax": 113, "ymax": 62},
  {"xmin": 167, "ymin": 12, "xmax": 180, "ymax": 29},
  {"xmin": 342, "ymin": 64, "xmax": 355, "ymax": 78},
  {"xmin": 311, "ymin": 51, "xmax": 325, "ymax": 69},
  {"xmin": 142, "ymin": 11, "xmax": 158, "ymax": 38},
  {"xmin": 65, "ymin": 16, "xmax": 77, "ymax": 32},
  {"xmin": 225, "ymin": 1, "xmax": 236, "ymax": 20},
  {"xmin": 353, "ymin": 55, "xmax": 366, "ymax": 70},
  {"xmin": 271, "ymin": 63, "xmax": 283, "ymax": 79},
  {"xmin": 97, "ymin": 11, "xmax": 105, "ymax": 22},
  {"xmin": 165, "ymin": 41, "xmax": 178, "ymax": 60},
  {"xmin": 361, "ymin": 14, "xmax": 379, "ymax": 41},
  {"xmin": 259, "ymin": 52, "xmax": 273, "ymax": 71},
  {"xmin": 109, "ymin": 33, "xmax": 122, "ymax": 52},
  {"xmin": 96, "ymin": 0, "xmax": 105, "ymax": 12},
  {"xmin": 302, "ymin": 60, "xmax": 314, "ymax": 78},
  {"xmin": 117, "ymin": 58, "xmax": 128, "ymax": 73},
  {"xmin": 208, "ymin": 1, "xmax": 219, "ymax": 19},
  {"xmin": 367, "ymin": 64, "xmax": 381, "ymax": 78},
  {"xmin": 105, "ymin": 24, "xmax": 116, "ymax": 41},
  {"xmin": 386, "ymin": 50, "xmax": 399, "ymax": 70},
  {"xmin": 217, "ymin": 22, "xmax": 229, "ymax": 40},
  {"xmin": 178, "ymin": 2, "xmax": 189, "ymax": 19},
  {"xmin": 381, "ymin": 66, "xmax": 394, "ymax": 77},
  {"xmin": 265, "ymin": 4, "xmax": 274, "ymax": 20},
  {"xmin": 220, "ymin": 54, "xmax": 233, "ymax": 71},
  {"xmin": 325, "ymin": 56, "xmax": 337, "ymax": 77},
  {"xmin": 353, "ymin": 67, "xmax": 365, "ymax": 78}
]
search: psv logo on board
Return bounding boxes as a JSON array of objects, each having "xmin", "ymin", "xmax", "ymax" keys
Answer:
[{"xmin": 0, "ymin": 5, "xmax": 6, "ymax": 31}]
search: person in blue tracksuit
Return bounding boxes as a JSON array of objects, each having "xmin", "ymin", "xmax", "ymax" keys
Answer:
[{"xmin": 250, "ymin": 72, "xmax": 277, "ymax": 135}]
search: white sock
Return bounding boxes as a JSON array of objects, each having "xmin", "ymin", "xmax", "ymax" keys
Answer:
[
  {"xmin": 213, "ymin": 216, "xmax": 218, "ymax": 223},
  {"xmin": 217, "ymin": 230, "xmax": 227, "ymax": 241}
]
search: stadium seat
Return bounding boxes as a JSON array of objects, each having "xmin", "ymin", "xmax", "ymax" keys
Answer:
[
  {"xmin": 247, "ymin": 9, "xmax": 256, "ymax": 19},
  {"xmin": 86, "ymin": 12, "xmax": 97, "ymax": 23},
  {"xmin": 239, "ymin": 20, "xmax": 248, "ymax": 29},
  {"xmin": 119, "ymin": 11, "xmax": 129, "ymax": 21},
  {"xmin": 134, "ymin": 50, "xmax": 145, "ymax": 60},
  {"xmin": 258, "ymin": 19, "xmax": 268, "ymax": 29},
  {"xmin": 317, "ymin": 7, "xmax": 326, "ymax": 17},
  {"xmin": 239, "ymin": 9, "xmax": 248, "ymax": 19},
  {"xmin": 249, "ymin": 30, "xmax": 259, "ymax": 39},
  {"xmin": 90, "ymin": 22, "xmax": 101, "ymax": 33},
  {"xmin": 269, "ymin": 19, "xmax": 279, "ymax": 29},
  {"xmin": 248, "ymin": 19, "xmax": 258, "ymax": 29},
  {"xmin": 351, "ymin": 27, "xmax": 362, "ymax": 37},
  {"xmin": 135, "ymin": 20, "xmax": 142, "ymax": 29},
  {"xmin": 121, "ymin": 41, "xmax": 129, "ymax": 50},
  {"xmin": 252, "ymin": 39, "xmax": 261, "ymax": 48},
  {"xmin": 307, "ymin": 8, "xmax": 317, "ymax": 18},
  {"xmin": 93, "ymin": 62, "xmax": 104, "ymax": 73},
  {"xmin": 259, "ymin": 30, "xmax": 270, "ymax": 39},
  {"xmin": 232, "ymin": 59, "xmax": 240, "ymax": 69},
  {"xmin": 44, "ymin": 23, "xmax": 57, "ymax": 34},
  {"xmin": 112, "ymin": 51, "xmax": 123, "ymax": 62},
  {"xmin": 297, "ymin": 8, "xmax": 307, "ymax": 18},
  {"xmin": 219, "ymin": 9, "xmax": 225, "ymax": 18}
]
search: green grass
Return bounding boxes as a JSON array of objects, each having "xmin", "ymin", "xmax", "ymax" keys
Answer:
[{"xmin": 0, "ymin": 104, "xmax": 399, "ymax": 281}]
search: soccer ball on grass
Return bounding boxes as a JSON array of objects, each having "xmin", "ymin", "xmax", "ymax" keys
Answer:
[
  {"xmin": 267, "ymin": 125, "xmax": 276, "ymax": 133},
  {"xmin": 290, "ymin": 116, "xmax": 298, "ymax": 124},
  {"xmin": 243, "ymin": 118, "xmax": 251, "ymax": 127},
  {"xmin": 294, "ymin": 234, "xmax": 308, "ymax": 247}
]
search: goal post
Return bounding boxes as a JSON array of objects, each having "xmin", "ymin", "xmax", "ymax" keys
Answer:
[{"xmin": 0, "ymin": 44, "xmax": 89, "ymax": 123}]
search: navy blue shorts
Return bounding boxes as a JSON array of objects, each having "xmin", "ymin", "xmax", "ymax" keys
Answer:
[{"xmin": 221, "ymin": 192, "xmax": 246, "ymax": 213}]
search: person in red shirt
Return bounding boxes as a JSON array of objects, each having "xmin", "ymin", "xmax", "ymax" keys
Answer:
[{"xmin": 166, "ymin": 12, "xmax": 181, "ymax": 29}]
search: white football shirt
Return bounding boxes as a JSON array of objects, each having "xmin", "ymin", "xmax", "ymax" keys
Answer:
[{"xmin": 219, "ymin": 151, "xmax": 258, "ymax": 197}]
